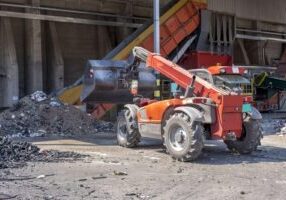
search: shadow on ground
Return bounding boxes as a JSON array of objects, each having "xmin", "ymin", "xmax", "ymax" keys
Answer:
[{"xmin": 23, "ymin": 134, "xmax": 286, "ymax": 165}]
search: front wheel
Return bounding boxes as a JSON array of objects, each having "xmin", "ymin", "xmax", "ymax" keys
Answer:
[
  {"xmin": 163, "ymin": 112, "xmax": 204, "ymax": 162},
  {"xmin": 224, "ymin": 116, "xmax": 262, "ymax": 154},
  {"xmin": 116, "ymin": 105, "xmax": 141, "ymax": 148}
]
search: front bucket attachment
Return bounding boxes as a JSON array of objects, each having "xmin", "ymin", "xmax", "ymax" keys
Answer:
[{"xmin": 81, "ymin": 59, "xmax": 156, "ymax": 104}]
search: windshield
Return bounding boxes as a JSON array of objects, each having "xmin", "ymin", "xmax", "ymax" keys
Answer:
[
  {"xmin": 214, "ymin": 75, "xmax": 252, "ymax": 95},
  {"xmin": 214, "ymin": 75, "xmax": 250, "ymax": 84}
]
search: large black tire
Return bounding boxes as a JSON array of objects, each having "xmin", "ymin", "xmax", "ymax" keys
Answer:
[
  {"xmin": 163, "ymin": 112, "xmax": 204, "ymax": 162},
  {"xmin": 116, "ymin": 105, "xmax": 141, "ymax": 148},
  {"xmin": 224, "ymin": 116, "xmax": 262, "ymax": 154}
]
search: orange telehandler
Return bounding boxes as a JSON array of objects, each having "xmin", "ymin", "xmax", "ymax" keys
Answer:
[{"xmin": 82, "ymin": 47, "xmax": 262, "ymax": 161}]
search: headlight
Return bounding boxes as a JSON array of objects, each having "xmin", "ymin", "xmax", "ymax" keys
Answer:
[{"xmin": 220, "ymin": 69, "xmax": 226, "ymax": 73}]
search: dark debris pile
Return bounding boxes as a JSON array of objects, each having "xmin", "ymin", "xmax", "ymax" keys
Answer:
[
  {"xmin": 0, "ymin": 91, "xmax": 114, "ymax": 138},
  {"xmin": 0, "ymin": 136, "xmax": 88, "ymax": 169}
]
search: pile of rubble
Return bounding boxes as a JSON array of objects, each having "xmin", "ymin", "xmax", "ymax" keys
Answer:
[
  {"xmin": 261, "ymin": 118, "xmax": 286, "ymax": 135},
  {"xmin": 0, "ymin": 136, "xmax": 87, "ymax": 169},
  {"xmin": 0, "ymin": 91, "xmax": 114, "ymax": 138}
]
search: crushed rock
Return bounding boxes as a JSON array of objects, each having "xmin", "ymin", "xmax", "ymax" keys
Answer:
[
  {"xmin": 261, "ymin": 118, "xmax": 286, "ymax": 135},
  {"xmin": 0, "ymin": 136, "xmax": 88, "ymax": 169},
  {"xmin": 0, "ymin": 91, "xmax": 114, "ymax": 138}
]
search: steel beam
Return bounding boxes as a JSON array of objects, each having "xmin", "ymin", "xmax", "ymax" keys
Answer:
[
  {"xmin": 0, "ymin": 2, "xmax": 148, "ymax": 21},
  {"xmin": 236, "ymin": 34, "xmax": 286, "ymax": 43},
  {"xmin": 0, "ymin": 11, "xmax": 142, "ymax": 28}
]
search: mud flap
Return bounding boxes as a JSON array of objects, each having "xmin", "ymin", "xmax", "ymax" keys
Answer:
[
  {"xmin": 247, "ymin": 106, "xmax": 262, "ymax": 120},
  {"xmin": 174, "ymin": 106, "xmax": 203, "ymax": 123}
]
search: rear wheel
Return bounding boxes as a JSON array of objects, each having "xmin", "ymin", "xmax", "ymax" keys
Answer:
[
  {"xmin": 116, "ymin": 105, "xmax": 141, "ymax": 148},
  {"xmin": 163, "ymin": 112, "xmax": 204, "ymax": 162},
  {"xmin": 224, "ymin": 116, "xmax": 262, "ymax": 154}
]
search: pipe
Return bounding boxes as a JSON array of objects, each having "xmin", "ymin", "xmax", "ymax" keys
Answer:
[
  {"xmin": 0, "ymin": 10, "xmax": 142, "ymax": 28},
  {"xmin": 153, "ymin": 0, "xmax": 160, "ymax": 54},
  {"xmin": 232, "ymin": 65, "xmax": 277, "ymax": 71},
  {"xmin": 236, "ymin": 34, "xmax": 286, "ymax": 43},
  {"xmin": 153, "ymin": 0, "xmax": 161, "ymax": 99},
  {"xmin": 236, "ymin": 28, "xmax": 286, "ymax": 37}
]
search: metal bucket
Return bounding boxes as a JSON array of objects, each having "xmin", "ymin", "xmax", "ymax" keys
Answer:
[{"xmin": 81, "ymin": 60, "xmax": 156, "ymax": 104}]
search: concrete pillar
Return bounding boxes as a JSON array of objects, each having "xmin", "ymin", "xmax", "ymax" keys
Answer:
[
  {"xmin": 96, "ymin": 26, "xmax": 113, "ymax": 58},
  {"xmin": 254, "ymin": 21, "xmax": 265, "ymax": 65},
  {"xmin": 48, "ymin": 22, "xmax": 64, "ymax": 91},
  {"xmin": 0, "ymin": 18, "xmax": 19, "ymax": 107},
  {"xmin": 25, "ymin": 0, "xmax": 43, "ymax": 94}
]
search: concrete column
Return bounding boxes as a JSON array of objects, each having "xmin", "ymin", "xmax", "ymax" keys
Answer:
[
  {"xmin": 254, "ymin": 21, "xmax": 265, "ymax": 65},
  {"xmin": 0, "ymin": 18, "xmax": 19, "ymax": 107},
  {"xmin": 25, "ymin": 0, "xmax": 43, "ymax": 94},
  {"xmin": 48, "ymin": 22, "xmax": 64, "ymax": 91},
  {"xmin": 96, "ymin": 26, "xmax": 112, "ymax": 58}
]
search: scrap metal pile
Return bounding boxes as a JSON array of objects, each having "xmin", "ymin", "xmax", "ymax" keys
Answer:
[
  {"xmin": 0, "ymin": 136, "xmax": 87, "ymax": 169},
  {"xmin": 0, "ymin": 91, "xmax": 113, "ymax": 138}
]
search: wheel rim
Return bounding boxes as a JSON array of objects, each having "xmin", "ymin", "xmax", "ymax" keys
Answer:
[{"xmin": 169, "ymin": 126, "xmax": 187, "ymax": 151}]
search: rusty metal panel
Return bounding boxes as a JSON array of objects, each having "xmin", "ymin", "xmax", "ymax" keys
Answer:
[{"xmin": 207, "ymin": 0, "xmax": 286, "ymax": 24}]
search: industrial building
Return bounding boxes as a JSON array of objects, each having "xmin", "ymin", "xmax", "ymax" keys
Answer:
[{"xmin": 0, "ymin": 0, "xmax": 286, "ymax": 109}]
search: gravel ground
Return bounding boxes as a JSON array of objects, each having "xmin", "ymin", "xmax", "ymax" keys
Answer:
[{"xmin": 1, "ymin": 131, "xmax": 286, "ymax": 200}]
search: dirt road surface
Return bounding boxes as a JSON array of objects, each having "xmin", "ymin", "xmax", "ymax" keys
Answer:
[{"xmin": 1, "ymin": 132, "xmax": 286, "ymax": 200}]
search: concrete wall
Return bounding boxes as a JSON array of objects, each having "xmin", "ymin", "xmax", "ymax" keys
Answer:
[
  {"xmin": 56, "ymin": 23, "xmax": 114, "ymax": 86},
  {"xmin": 12, "ymin": 20, "xmax": 122, "ymax": 94},
  {"xmin": 233, "ymin": 19, "xmax": 286, "ymax": 66},
  {"xmin": 207, "ymin": 1, "xmax": 286, "ymax": 66},
  {"xmin": 0, "ymin": 0, "xmax": 173, "ymax": 106},
  {"xmin": 0, "ymin": 0, "xmax": 170, "ymax": 18},
  {"xmin": 208, "ymin": 0, "xmax": 286, "ymax": 25}
]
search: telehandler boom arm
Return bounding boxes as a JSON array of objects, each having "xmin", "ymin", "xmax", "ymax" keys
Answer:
[{"xmin": 133, "ymin": 47, "xmax": 229, "ymax": 101}]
